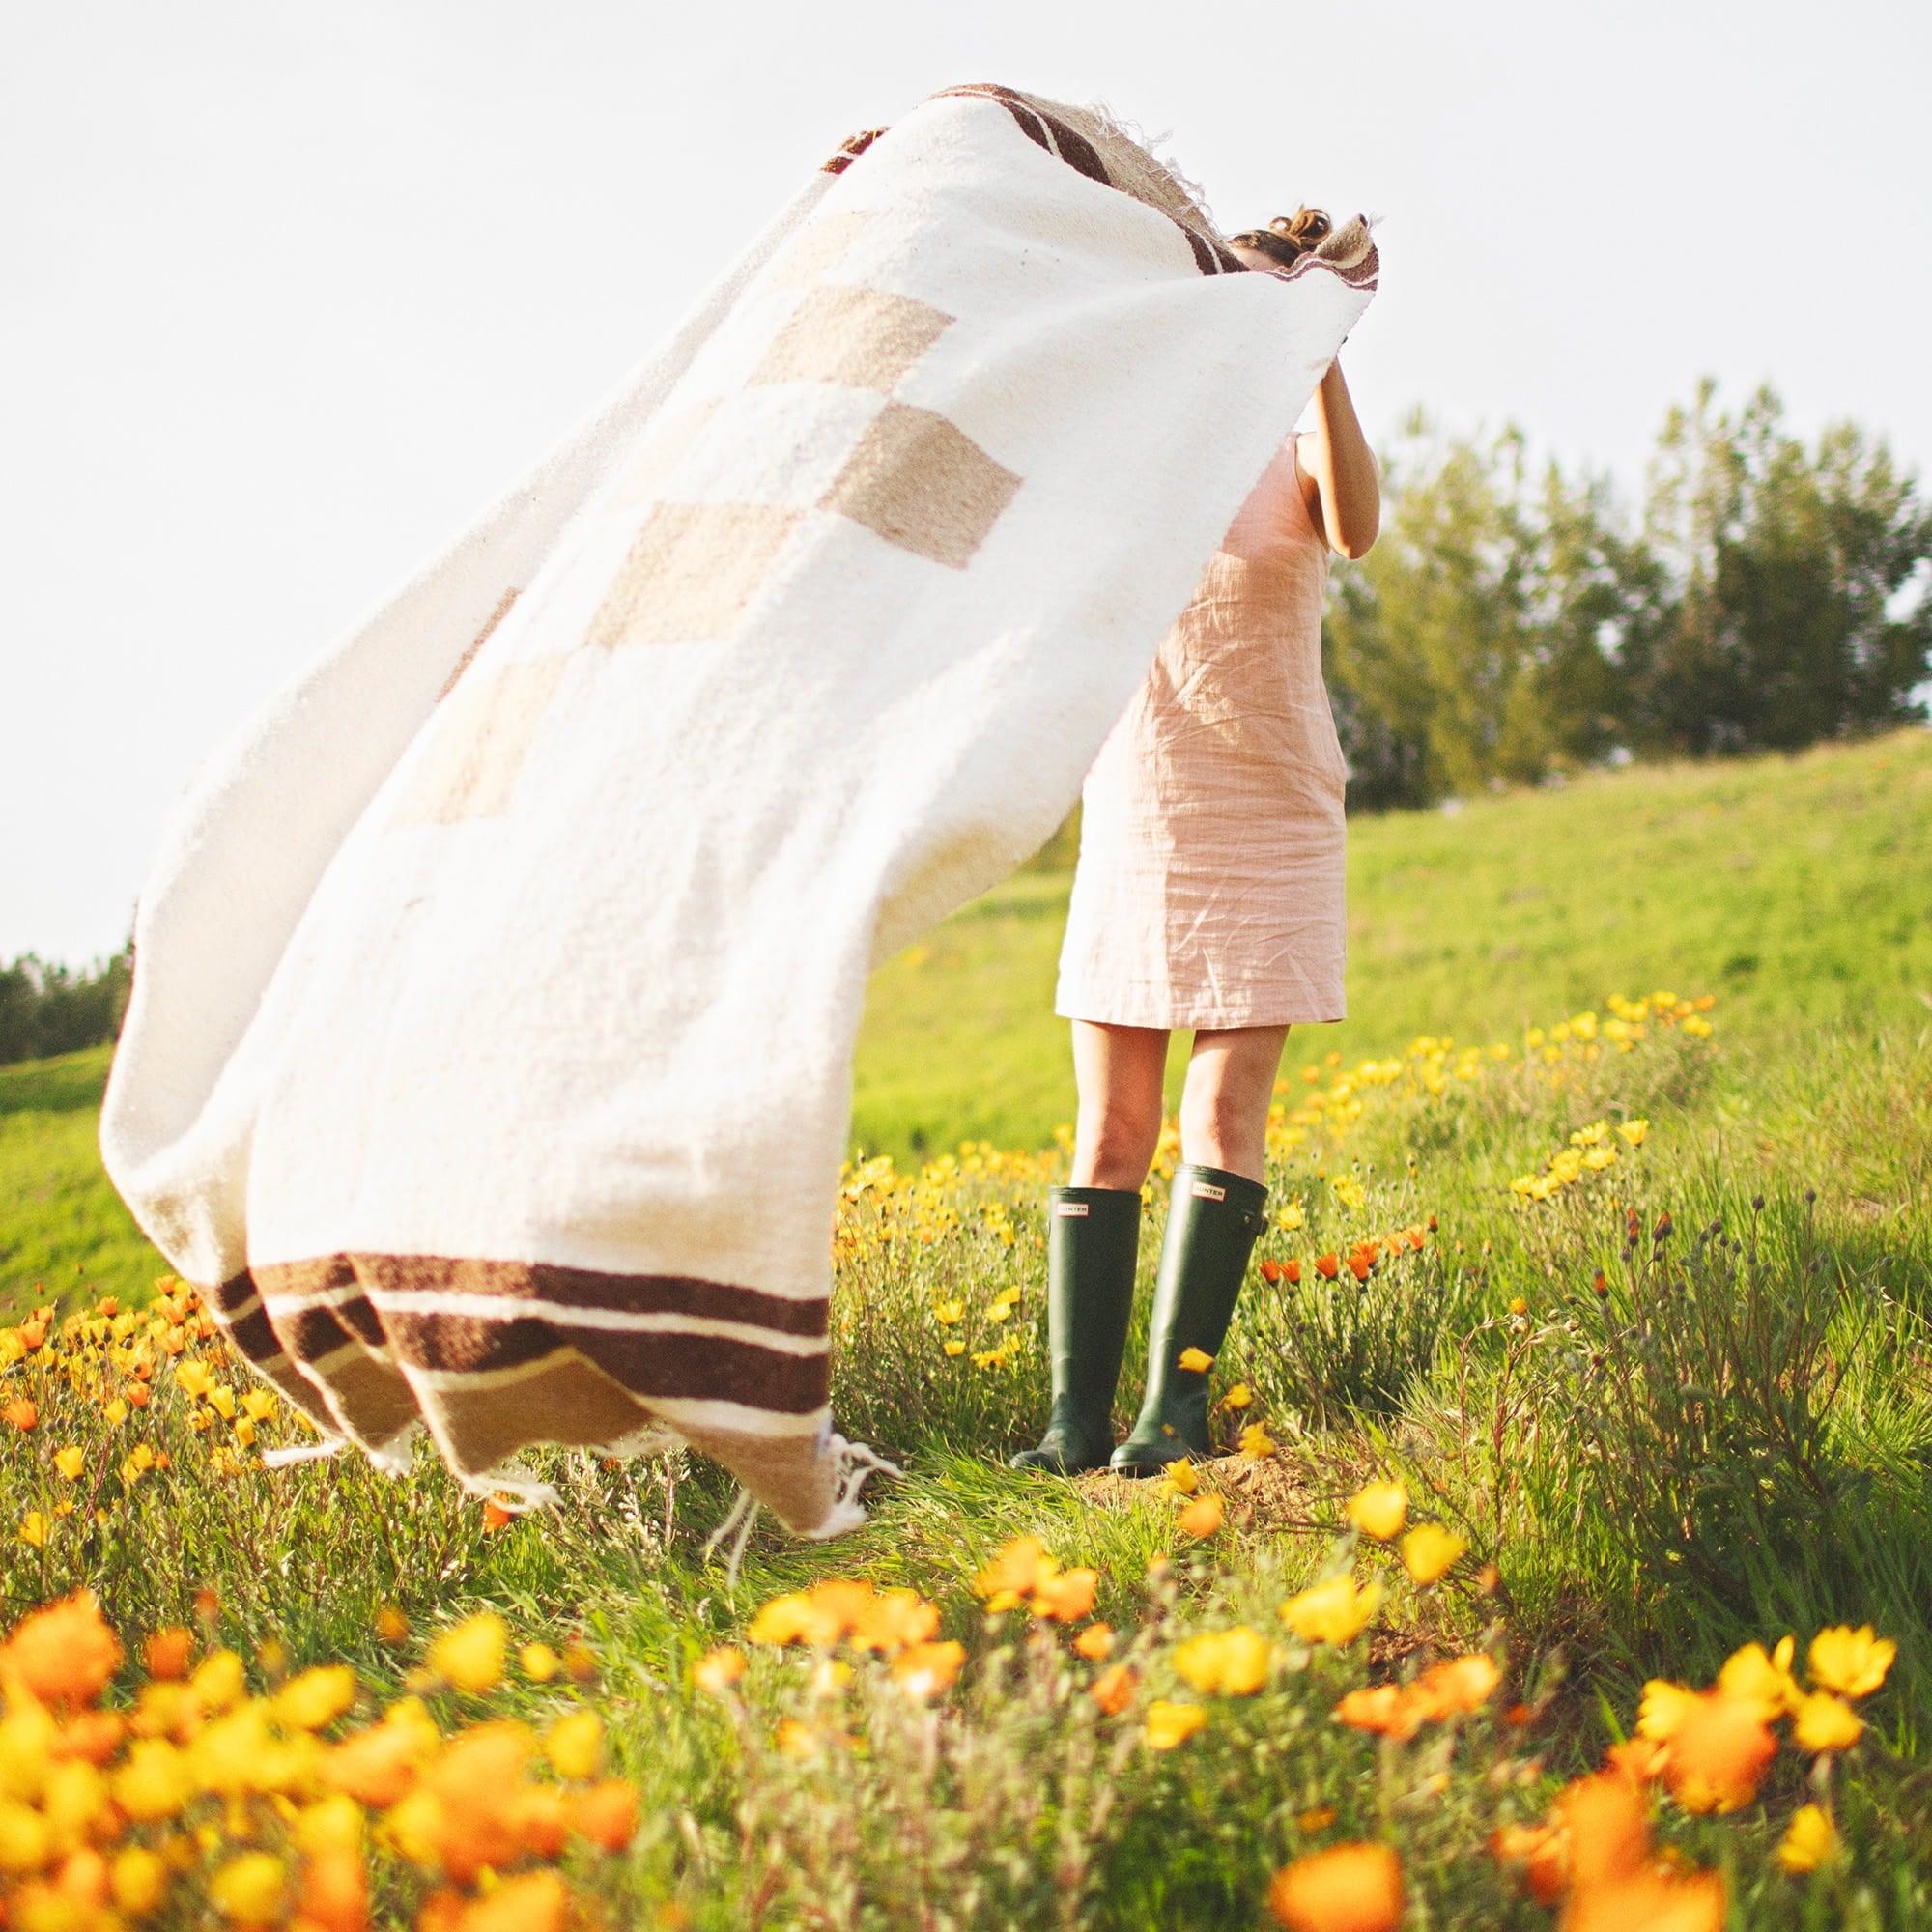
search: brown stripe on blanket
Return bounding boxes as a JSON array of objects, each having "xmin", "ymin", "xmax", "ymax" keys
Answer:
[
  {"xmin": 315, "ymin": 1349, "xmax": 425, "ymax": 1446},
  {"xmin": 821, "ymin": 127, "xmax": 887, "ymax": 175},
  {"xmin": 1273, "ymin": 242, "xmax": 1380, "ymax": 292},
  {"xmin": 935, "ymin": 84, "xmax": 1247, "ymax": 276},
  {"xmin": 209, "ymin": 1266, "xmax": 391, "ymax": 1438},
  {"xmin": 252, "ymin": 1254, "xmax": 829, "ymax": 1338},
  {"xmin": 379, "ymin": 1310, "xmax": 831, "ymax": 1414},
  {"xmin": 413, "ymin": 1351, "xmax": 666, "ymax": 1473}
]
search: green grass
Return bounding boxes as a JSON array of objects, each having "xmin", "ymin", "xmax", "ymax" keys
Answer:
[
  {"xmin": 853, "ymin": 727, "xmax": 1932, "ymax": 1157},
  {"xmin": 3, "ymin": 728, "xmax": 1931, "ymax": 1928}
]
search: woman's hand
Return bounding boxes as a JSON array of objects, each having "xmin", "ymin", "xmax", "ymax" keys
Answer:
[{"xmin": 1296, "ymin": 358, "xmax": 1379, "ymax": 560}]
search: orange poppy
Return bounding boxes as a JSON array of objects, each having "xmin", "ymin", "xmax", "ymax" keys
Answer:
[
  {"xmin": 1, "ymin": 1593, "xmax": 124, "ymax": 1708},
  {"xmin": 1268, "ymin": 1842, "xmax": 1404, "ymax": 1932}
]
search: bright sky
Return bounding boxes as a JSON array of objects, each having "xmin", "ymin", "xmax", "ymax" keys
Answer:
[{"xmin": 7, "ymin": 0, "xmax": 1929, "ymax": 963}]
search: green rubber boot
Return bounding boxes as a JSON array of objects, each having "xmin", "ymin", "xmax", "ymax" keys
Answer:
[
  {"xmin": 1110, "ymin": 1164, "xmax": 1269, "ymax": 1477},
  {"xmin": 1009, "ymin": 1185, "xmax": 1141, "ymax": 1475}
]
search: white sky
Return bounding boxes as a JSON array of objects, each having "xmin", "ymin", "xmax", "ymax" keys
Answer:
[{"xmin": 6, "ymin": 0, "xmax": 1929, "ymax": 962}]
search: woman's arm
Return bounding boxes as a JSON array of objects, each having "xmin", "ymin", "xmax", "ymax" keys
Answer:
[{"xmin": 1296, "ymin": 358, "xmax": 1379, "ymax": 559}]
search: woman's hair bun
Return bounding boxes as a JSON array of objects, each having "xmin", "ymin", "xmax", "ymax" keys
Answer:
[{"xmin": 1226, "ymin": 206, "xmax": 1333, "ymax": 268}]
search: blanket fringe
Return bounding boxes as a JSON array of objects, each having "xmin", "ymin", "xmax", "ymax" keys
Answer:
[
  {"xmin": 798, "ymin": 1434, "xmax": 904, "ymax": 1543},
  {"xmin": 702, "ymin": 1434, "xmax": 904, "ymax": 1591},
  {"xmin": 461, "ymin": 1466, "xmax": 561, "ymax": 1512},
  {"xmin": 703, "ymin": 1486, "xmax": 762, "ymax": 1591},
  {"xmin": 261, "ymin": 1435, "xmax": 348, "ymax": 1469}
]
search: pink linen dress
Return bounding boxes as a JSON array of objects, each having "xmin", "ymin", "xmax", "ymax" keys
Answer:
[{"xmin": 1055, "ymin": 435, "xmax": 1347, "ymax": 1029}]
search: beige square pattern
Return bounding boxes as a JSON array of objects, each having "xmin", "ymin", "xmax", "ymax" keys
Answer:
[
  {"xmin": 392, "ymin": 657, "xmax": 570, "ymax": 825},
  {"xmin": 751, "ymin": 284, "xmax": 955, "ymax": 393},
  {"xmin": 768, "ymin": 209, "xmax": 879, "ymax": 287},
  {"xmin": 585, "ymin": 502, "xmax": 800, "ymax": 648},
  {"xmin": 820, "ymin": 400, "xmax": 1024, "ymax": 568}
]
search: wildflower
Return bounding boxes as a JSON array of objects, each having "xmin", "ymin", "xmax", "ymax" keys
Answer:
[
  {"xmin": 1564, "ymin": 1867, "xmax": 1726, "ymax": 1932},
  {"xmin": 1267, "ymin": 1842, "xmax": 1404, "ymax": 1932},
  {"xmin": 1410, "ymin": 1653, "xmax": 1501, "ymax": 1719},
  {"xmin": 1617, "ymin": 1119, "xmax": 1648, "ymax": 1146},
  {"xmin": 109, "ymin": 1844, "xmax": 169, "ymax": 1916},
  {"xmin": 1559, "ymin": 1773, "xmax": 1650, "ymax": 1889},
  {"xmin": 1716, "ymin": 1637, "xmax": 1801, "ymax": 1719},
  {"xmin": 1635, "ymin": 1678, "xmax": 1696, "ymax": 1741},
  {"xmin": 1280, "ymin": 1575, "xmax": 1381, "ymax": 1646},
  {"xmin": 481, "ymin": 1499, "xmax": 514, "ymax": 1532},
  {"xmin": 1315, "ymin": 1254, "xmax": 1340, "ymax": 1280},
  {"xmin": 1, "ymin": 1592, "xmax": 124, "ymax": 1707},
  {"xmin": 1333, "ymin": 1684, "xmax": 1408, "ymax": 1737},
  {"xmin": 427, "ymin": 1611, "xmax": 507, "ymax": 1692},
  {"xmin": 1604, "ymin": 1736, "xmax": 1667, "ymax": 1784},
  {"xmin": 750, "ymin": 1582, "xmax": 866, "ymax": 1645},
  {"xmin": 565, "ymin": 1777, "xmax": 639, "ymax": 1851},
  {"xmin": 933, "ymin": 1299, "xmax": 965, "ymax": 1325},
  {"xmin": 1073, "ymin": 1624, "xmax": 1114, "ymax": 1661},
  {"xmin": 1162, "ymin": 1459, "xmax": 1199, "ymax": 1496},
  {"xmin": 1220, "ymin": 1382, "xmax": 1253, "ymax": 1409},
  {"xmin": 1172, "ymin": 1627, "xmax": 1270, "ymax": 1698},
  {"xmin": 189, "ymin": 1647, "xmax": 246, "ymax": 1711},
  {"xmin": 1399, "ymin": 1523, "xmax": 1467, "ymax": 1584},
  {"xmin": 1297, "ymin": 1806, "xmax": 1337, "ymax": 1832},
  {"xmin": 52, "ymin": 1446, "xmax": 85, "ymax": 1480},
  {"xmin": 274, "ymin": 1664, "xmax": 356, "ymax": 1731},
  {"xmin": 1807, "ymin": 1625, "xmax": 1894, "ymax": 1699},
  {"xmin": 4, "ymin": 1399, "xmax": 37, "ymax": 1432},
  {"xmin": 326, "ymin": 1702, "xmax": 437, "ymax": 1807},
  {"xmin": 1033, "ymin": 1568, "xmax": 1098, "ymax": 1624},
  {"xmin": 1345, "ymin": 1481, "xmax": 1407, "ymax": 1541},
  {"xmin": 462, "ymin": 1869, "xmax": 568, "ymax": 1932},
  {"xmin": 1792, "ymin": 1691, "xmax": 1863, "ymax": 1754},
  {"xmin": 17, "ymin": 1511, "xmax": 47, "ymax": 1548},
  {"xmin": 692, "ymin": 1646, "xmax": 748, "ymax": 1694},
  {"xmin": 208, "ymin": 1851, "xmax": 287, "ymax": 1925},
  {"xmin": 113, "ymin": 1739, "xmax": 193, "ymax": 1821},
  {"xmin": 545, "ymin": 1710, "xmax": 603, "ymax": 1779},
  {"xmin": 1663, "ymin": 1691, "xmax": 1777, "ymax": 1813},
  {"xmin": 1143, "ymin": 1699, "xmax": 1208, "ymax": 1749},
  {"xmin": 375, "ymin": 1606, "xmax": 409, "ymax": 1646},
  {"xmin": 1507, "ymin": 1295, "xmax": 1527, "ymax": 1315},
  {"xmin": 1776, "ymin": 1804, "xmax": 1839, "ymax": 1873},
  {"xmin": 943, "ymin": 1340, "xmax": 965, "ymax": 1356},
  {"xmin": 1279, "ymin": 1202, "xmax": 1304, "ymax": 1231},
  {"xmin": 1239, "ymin": 1422, "xmax": 1277, "ymax": 1458},
  {"xmin": 891, "ymin": 1639, "xmax": 966, "ymax": 1699},
  {"xmin": 850, "ymin": 1587, "xmax": 941, "ymax": 1652},
  {"xmin": 1177, "ymin": 1494, "xmax": 1224, "ymax": 1538},
  {"xmin": 1090, "ymin": 1663, "xmax": 1138, "ymax": 1715},
  {"xmin": 520, "ymin": 1641, "xmax": 561, "ymax": 1682},
  {"xmin": 1177, "ymin": 1346, "xmax": 1213, "ymax": 1373}
]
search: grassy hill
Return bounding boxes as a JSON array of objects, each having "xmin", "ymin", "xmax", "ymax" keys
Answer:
[
  {"xmin": 852, "ymin": 726, "xmax": 1932, "ymax": 1157},
  {"xmin": 4, "ymin": 728, "xmax": 1931, "ymax": 1925},
  {"xmin": 5, "ymin": 728, "xmax": 1927, "ymax": 1318}
]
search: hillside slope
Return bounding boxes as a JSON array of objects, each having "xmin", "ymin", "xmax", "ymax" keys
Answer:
[{"xmin": 4, "ymin": 728, "xmax": 1926, "ymax": 1312}]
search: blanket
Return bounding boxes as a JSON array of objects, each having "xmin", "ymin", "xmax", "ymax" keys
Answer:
[{"xmin": 99, "ymin": 82, "xmax": 1378, "ymax": 1540}]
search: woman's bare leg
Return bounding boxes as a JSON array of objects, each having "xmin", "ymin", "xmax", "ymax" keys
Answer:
[
  {"xmin": 1068, "ymin": 1021, "xmax": 1170, "ymax": 1190},
  {"xmin": 1178, "ymin": 1024, "xmax": 1292, "ymax": 1183}
]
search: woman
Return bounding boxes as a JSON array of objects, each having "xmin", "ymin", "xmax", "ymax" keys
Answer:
[{"xmin": 1012, "ymin": 209, "xmax": 1381, "ymax": 1479}]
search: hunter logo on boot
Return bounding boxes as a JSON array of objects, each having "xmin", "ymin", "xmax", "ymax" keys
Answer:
[
  {"xmin": 1190, "ymin": 1180, "xmax": 1227, "ymax": 1202},
  {"xmin": 1055, "ymin": 1201, "xmax": 1091, "ymax": 1216}
]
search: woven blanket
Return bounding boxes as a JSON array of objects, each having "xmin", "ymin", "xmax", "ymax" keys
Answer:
[{"xmin": 100, "ymin": 82, "xmax": 1378, "ymax": 1539}]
